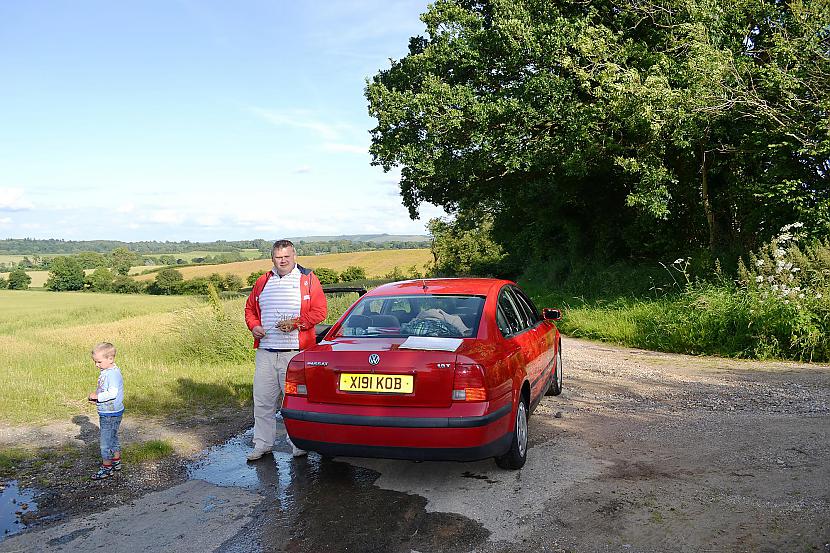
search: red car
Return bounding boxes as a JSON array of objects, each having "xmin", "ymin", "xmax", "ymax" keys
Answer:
[{"xmin": 282, "ymin": 278, "xmax": 563, "ymax": 469}]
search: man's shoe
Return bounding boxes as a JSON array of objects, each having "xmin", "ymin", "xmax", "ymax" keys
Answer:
[
  {"xmin": 246, "ymin": 446, "xmax": 272, "ymax": 461},
  {"xmin": 291, "ymin": 445, "xmax": 307, "ymax": 458}
]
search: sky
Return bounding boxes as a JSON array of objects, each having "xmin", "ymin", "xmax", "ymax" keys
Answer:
[{"xmin": 0, "ymin": 1, "xmax": 444, "ymax": 242}]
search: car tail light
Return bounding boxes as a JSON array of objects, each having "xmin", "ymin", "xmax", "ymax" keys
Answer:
[
  {"xmin": 453, "ymin": 363, "xmax": 487, "ymax": 401},
  {"xmin": 285, "ymin": 357, "xmax": 307, "ymax": 396}
]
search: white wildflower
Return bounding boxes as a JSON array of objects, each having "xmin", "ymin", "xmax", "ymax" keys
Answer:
[
  {"xmin": 776, "ymin": 260, "xmax": 785, "ymax": 268},
  {"xmin": 756, "ymin": 259, "xmax": 765, "ymax": 267},
  {"xmin": 767, "ymin": 276, "xmax": 775, "ymax": 283},
  {"xmin": 792, "ymin": 267, "xmax": 801, "ymax": 273},
  {"xmin": 755, "ymin": 276, "xmax": 764, "ymax": 283},
  {"xmin": 817, "ymin": 293, "xmax": 823, "ymax": 299},
  {"xmin": 771, "ymin": 284, "xmax": 779, "ymax": 291},
  {"xmin": 778, "ymin": 233, "xmax": 792, "ymax": 242},
  {"xmin": 775, "ymin": 248, "xmax": 786, "ymax": 257},
  {"xmin": 784, "ymin": 262, "xmax": 793, "ymax": 271},
  {"xmin": 799, "ymin": 293, "xmax": 805, "ymax": 299},
  {"xmin": 784, "ymin": 299, "xmax": 790, "ymax": 304},
  {"xmin": 673, "ymin": 258, "xmax": 685, "ymax": 265}
]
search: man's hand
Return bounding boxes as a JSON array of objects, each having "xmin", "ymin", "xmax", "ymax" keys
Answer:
[
  {"xmin": 277, "ymin": 318, "xmax": 299, "ymax": 332},
  {"xmin": 88, "ymin": 392, "xmax": 98, "ymax": 402},
  {"xmin": 252, "ymin": 325, "xmax": 266, "ymax": 339}
]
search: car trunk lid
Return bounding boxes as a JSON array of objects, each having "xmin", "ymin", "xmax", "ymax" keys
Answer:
[{"xmin": 303, "ymin": 339, "xmax": 458, "ymax": 407}]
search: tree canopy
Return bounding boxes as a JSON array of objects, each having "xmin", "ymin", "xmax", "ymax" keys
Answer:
[
  {"xmin": 45, "ymin": 256, "xmax": 85, "ymax": 291},
  {"xmin": 367, "ymin": 0, "xmax": 830, "ymax": 266}
]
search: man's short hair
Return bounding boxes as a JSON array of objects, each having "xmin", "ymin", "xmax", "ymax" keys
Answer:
[
  {"xmin": 92, "ymin": 342, "xmax": 116, "ymax": 358},
  {"xmin": 271, "ymin": 239, "xmax": 295, "ymax": 254}
]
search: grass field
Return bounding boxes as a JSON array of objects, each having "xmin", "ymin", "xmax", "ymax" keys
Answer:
[
  {"xmin": 0, "ymin": 288, "xmax": 361, "ymax": 425},
  {"xmin": 134, "ymin": 248, "xmax": 433, "ymax": 282}
]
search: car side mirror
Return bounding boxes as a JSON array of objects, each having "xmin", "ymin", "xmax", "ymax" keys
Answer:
[{"xmin": 543, "ymin": 308, "xmax": 562, "ymax": 321}]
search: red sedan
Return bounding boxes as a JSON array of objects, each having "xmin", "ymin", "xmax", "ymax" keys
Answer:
[{"xmin": 282, "ymin": 278, "xmax": 563, "ymax": 469}]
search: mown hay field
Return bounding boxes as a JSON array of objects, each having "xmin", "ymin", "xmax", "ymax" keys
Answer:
[
  {"xmin": 0, "ymin": 288, "xmax": 361, "ymax": 425},
  {"xmin": 133, "ymin": 248, "xmax": 432, "ymax": 282}
]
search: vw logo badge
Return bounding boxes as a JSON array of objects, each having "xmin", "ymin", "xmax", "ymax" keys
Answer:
[{"xmin": 368, "ymin": 354, "xmax": 380, "ymax": 366}]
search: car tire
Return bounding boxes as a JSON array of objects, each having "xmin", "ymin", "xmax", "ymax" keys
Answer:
[
  {"xmin": 495, "ymin": 396, "xmax": 528, "ymax": 470},
  {"xmin": 546, "ymin": 345, "xmax": 563, "ymax": 396}
]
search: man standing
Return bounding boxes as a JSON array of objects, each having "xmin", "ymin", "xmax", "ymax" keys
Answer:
[{"xmin": 244, "ymin": 239, "xmax": 327, "ymax": 460}]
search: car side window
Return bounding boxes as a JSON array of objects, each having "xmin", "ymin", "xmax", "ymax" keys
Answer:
[
  {"xmin": 511, "ymin": 287, "xmax": 540, "ymax": 326},
  {"xmin": 497, "ymin": 289, "xmax": 525, "ymax": 336}
]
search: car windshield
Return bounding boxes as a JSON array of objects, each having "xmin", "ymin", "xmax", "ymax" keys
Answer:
[{"xmin": 333, "ymin": 294, "xmax": 485, "ymax": 339}]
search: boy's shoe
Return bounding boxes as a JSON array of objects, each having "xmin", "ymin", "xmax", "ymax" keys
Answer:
[
  {"xmin": 91, "ymin": 465, "xmax": 114, "ymax": 480},
  {"xmin": 112, "ymin": 459, "xmax": 122, "ymax": 471},
  {"xmin": 246, "ymin": 446, "xmax": 272, "ymax": 461}
]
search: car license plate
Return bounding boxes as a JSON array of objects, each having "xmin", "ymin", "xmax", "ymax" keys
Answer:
[{"xmin": 339, "ymin": 373, "xmax": 413, "ymax": 394}]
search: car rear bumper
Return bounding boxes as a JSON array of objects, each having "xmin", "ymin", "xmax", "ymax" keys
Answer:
[
  {"xmin": 282, "ymin": 401, "xmax": 513, "ymax": 461},
  {"xmin": 290, "ymin": 433, "xmax": 513, "ymax": 462}
]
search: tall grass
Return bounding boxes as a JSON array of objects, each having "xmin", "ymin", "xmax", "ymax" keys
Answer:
[
  {"xmin": 526, "ymin": 228, "xmax": 830, "ymax": 362},
  {"xmin": 0, "ymin": 287, "xmax": 362, "ymax": 424}
]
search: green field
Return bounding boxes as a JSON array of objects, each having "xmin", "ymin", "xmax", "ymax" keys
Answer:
[{"xmin": 0, "ymin": 289, "xmax": 359, "ymax": 425}]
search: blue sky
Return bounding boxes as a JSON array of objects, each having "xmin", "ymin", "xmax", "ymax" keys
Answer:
[{"xmin": 0, "ymin": 1, "xmax": 442, "ymax": 241}]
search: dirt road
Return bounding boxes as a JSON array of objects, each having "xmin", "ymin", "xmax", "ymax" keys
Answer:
[{"xmin": 1, "ymin": 336, "xmax": 828, "ymax": 552}]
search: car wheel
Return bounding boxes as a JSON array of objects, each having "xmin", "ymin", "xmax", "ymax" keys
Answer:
[
  {"xmin": 495, "ymin": 396, "xmax": 528, "ymax": 470},
  {"xmin": 546, "ymin": 345, "xmax": 563, "ymax": 396}
]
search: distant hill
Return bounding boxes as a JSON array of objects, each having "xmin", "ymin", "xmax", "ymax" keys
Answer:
[
  {"xmin": 290, "ymin": 234, "xmax": 430, "ymax": 243},
  {"xmin": 0, "ymin": 234, "xmax": 429, "ymax": 255}
]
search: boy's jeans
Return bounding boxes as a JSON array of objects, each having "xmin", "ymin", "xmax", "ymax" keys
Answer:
[{"xmin": 99, "ymin": 414, "xmax": 123, "ymax": 461}]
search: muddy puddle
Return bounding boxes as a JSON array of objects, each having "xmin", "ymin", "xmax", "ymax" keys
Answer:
[
  {"xmin": 188, "ymin": 428, "xmax": 489, "ymax": 553},
  {"xmin": 0, "ymin": 480, "xmax": 37, "ymax": 540}
]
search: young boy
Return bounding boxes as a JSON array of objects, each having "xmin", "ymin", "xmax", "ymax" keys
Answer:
[{"xmin": 88, "ymin": 342, "xmax": 125, "ymax": 480}]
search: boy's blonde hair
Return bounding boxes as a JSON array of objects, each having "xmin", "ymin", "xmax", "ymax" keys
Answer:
[{"xmin": 92, "ymin": 342, "xmax": 116, "ymax": 359}]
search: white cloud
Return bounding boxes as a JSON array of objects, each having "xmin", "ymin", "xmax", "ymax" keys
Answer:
[
  {"xmin": 323, "ymin": 142, "xmax": 368, "ymax": 155},
  {"xmin": 116, "ymin": 202, "xmax": 135, "ymax": 214},
  {"xmin": 293, "ymin": 165, "xmax": 312, "ymax": 174},
  {"xmin": 146, "ymin": 209, "xmax": 185, "ymax": 225},
  {"xmin": 249, "ymin": 107, "xmax": 352, "ymax": 141},
  {"xmin": 0, "ymin": 188, "xmax": 34, "ymax": 211},
  {"xmin": 195, "ymin": 215, "xmax": 222, "ymax": 227},
  {"xmin": 0, "ymin": 217, "xmax": 11, "ymax": 224}
]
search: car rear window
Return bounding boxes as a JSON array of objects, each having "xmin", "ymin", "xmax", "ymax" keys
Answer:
[{"xmin": 334, "ymin": 294, "xmax": 485, "ymax": 338}]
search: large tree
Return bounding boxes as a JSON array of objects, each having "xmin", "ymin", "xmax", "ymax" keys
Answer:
[
  {"xmin": 45, "ymin": 256, "xmax": 85, "ymax": 291},
  {"xmin": 7, "ymin": 268, "xmax": 32, "ymax": 290},
  {"xmin": 367, "ymin": 0, "xmax": 830, "ymax": 266}
]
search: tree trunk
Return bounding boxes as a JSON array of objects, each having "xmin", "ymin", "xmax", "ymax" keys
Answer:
[{"xmin": 701, "ymin": 149, "xmax": 716, "ymax": 254}]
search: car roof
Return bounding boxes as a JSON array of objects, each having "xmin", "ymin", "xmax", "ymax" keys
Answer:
[{"xmin": 365, "ymin": 278, "xmax": 513, "ymax": 297}]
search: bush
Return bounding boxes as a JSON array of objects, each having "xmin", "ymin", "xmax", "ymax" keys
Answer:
[
  {"xmin": 223, "ymin": 273, "xmax": 243, "ymax": 292},
  {"xmin": 147, "ymin": 268, "xmax": 184, "ymax": 295},
  {"xmin": 340, "ymin": 266, "xmax": 366, "ymax": 282},
  {"xmin": 247, "ymin": 270, "xmax": 266, "ymax": 286},
  {"xmin": 111, "ymin": 275, "xmax": 143, "ymax": 294},
  {"xmin": 314, "ymin": 267, "xmax": 340, "ymax": 285},
  {"xmin": 86, "ymin": 267, "xmax": 115, "ymax": 292},
  {"xmin": 0, "ymin": 276, "xmax": 7, "ymax": 289},
  {"xmin": 7, "ymin": 268, "xmax": 31, "ymax": 290}
]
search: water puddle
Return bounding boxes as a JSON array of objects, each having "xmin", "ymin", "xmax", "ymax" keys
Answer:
[
  {"xmin": 0, "ymin": 480, "xmax": 38, "ymax": 540},
  {"xmin": 186, "ymin": 428, "xmax": 489, "ymax": 552}
]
